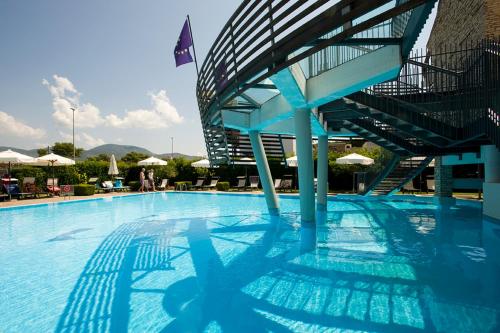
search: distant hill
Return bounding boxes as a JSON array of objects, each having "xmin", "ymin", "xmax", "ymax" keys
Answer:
[
  {"xmin": 81, "ymin": 144, "xmax": 153, "ymax": 159},
  {"xmin": 0, "ymin": 146, "xmax": 38, "ymax": 157},
  {"xmin": 1, "ymin": 144, "xmax": 201, "ymax": 161}
]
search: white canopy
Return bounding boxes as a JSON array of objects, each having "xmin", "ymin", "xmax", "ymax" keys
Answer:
[
  {"xmin": 138, "ymin": 156, "xmax": 168, "ymax": 166},
  {"xmin": 286, "ymin": 155, "xmax": 298, "ymax": 167},
  {"xmin": 108, "ymin": 154, "xmax": 119, "ymax": 176},
  {"xmin": 191, "ymin": 159, "xmax": 211, "ymax": 168},
  {"xmin": 234, "ymin": 157, "xmax": 256, "ymax": 165},
  {"xmin": 0, "ymin": 149, "xmax": 35, "ymax": 164},
  {"xmin": 30, "ymin": 153, "xmax": 75, "ymax": 166},
  {"xmin": 336, "ymin": 153, "xmax": 374, "ymax": 165}
]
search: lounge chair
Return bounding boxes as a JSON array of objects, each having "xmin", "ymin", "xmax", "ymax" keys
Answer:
[
  {"xmin": 203, "ymin": 177, "xmax": 219, "ymax": 190},
  {"xmin": 234, "ymin": 176, "xmax": 246, "ymax": 191},
  {"xmin": 426, "ymin": 179, "xmax": 435, "ymax": 192},
  {"xmin": 47, "ymin": 178, "xmax": 61, "ymax": 195},
  {"xmin": 20, "ymin": 177, "xmax": 38, "ymax": 199},
  {"xmin": 88, "ymin": 177, "xmax": 104, "ymax": 193},
  {"xmin": 274, "ymin": 179, "xmax": 282, "ymax": 191},
  {"xmin": 113, "ymin": 180, "xmax": 130, "ymax": 192},
  {"xmin": 101, "ymin": 181, "xmax": 114, "ymax": 192},
  {"xmin": 248, "ymin": 176, "xmax": 260, "ymax": 191},
  {"xmin": 192, "ymin": 178, "xmax": 205, "ymax": 190},
  {"xmin": 402, "ymin": 181, "xmax": 417, "ymax": 194},
  {"xmin": 158, "ymin": 179, "xmax": 169, "ymax": 191},
  {"xmin": 280, "ymin": 179, "xmax": 293, "ymax": 192}
]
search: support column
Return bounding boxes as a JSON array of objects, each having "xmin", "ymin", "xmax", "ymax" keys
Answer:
[
  {"xmin": 248, "ymin": 130, "xmax": 279, "ymax": 216},
  {"xmin": 294, "ymin": 108, "xmax": 315, "ymax": 223},
  {"xmin": 482, "ymin": 145, "xmax": 500, "ymax": 220},
  {"xmin": 434, "ymin": 156, "xmax": 453, "ymax": 204},
  {"xmin": 317, "ymin": 135, "xmax": 328, "ymax": 211}
]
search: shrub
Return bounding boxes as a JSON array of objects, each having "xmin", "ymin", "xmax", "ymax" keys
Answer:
[
  {"xmin": 216, "ymin": 182, "xmax": 230, "ymax": 191},
  {"xmin": 74, "ymin": 184, "xmax": 95, "ymax": 196},
  {"xmin": 174, "ymin": 181, "xmax": 192, "ymax": 190},
  {"xmin": 128, "ymin": 181, "xmax": 140, "ymax": 191}
]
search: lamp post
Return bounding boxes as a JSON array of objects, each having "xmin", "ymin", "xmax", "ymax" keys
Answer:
[
  {"xmin": 70, "ymin": 107, "xmax": 77, "ymax": 160},
  {"xmin": 170, "ymin": 137, "xmax": 174, "ymax": 160}
]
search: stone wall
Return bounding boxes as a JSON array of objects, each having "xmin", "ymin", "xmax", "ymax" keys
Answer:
[
  {"xmin": 427, "ymin": 0, "xmax": 500, "ymax": 53},
  {"xmin": 434, "ymin": 156, "xmax": 453, "ymax": 197}
]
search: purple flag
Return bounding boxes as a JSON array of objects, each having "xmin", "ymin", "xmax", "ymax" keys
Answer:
[{"xmin": 174, "ymin": 19, "xmax": 194, "ymax": 67}]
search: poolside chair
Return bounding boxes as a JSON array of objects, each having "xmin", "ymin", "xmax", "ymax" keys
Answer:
[
  {"xmin": 20, "ymin": 177, "xmax": 38, "ymax": 199},
  {"xmin": 402, "ymin": 181, "xmax": 417, "ymax": 194},
  {"xmin": 101, "ymin": 181, "xmax": 114, "ymax": 192},
  {"xmin": 280, "ymin": 179, "xmax": 293, "ymax": 192},
  {"xmin": 248, "ymin": 176, "xmax": 260, "ymax": 191},
  {"xmin": 47, "ymin": 178, "xmax": 61, "ymax": 195},
  {"xmin": 234, "ymin": 176, "xmax": 246, "ymax": 191},
  {"xmin": 192, "ymin": 177, "xmax": 205, "ymax": 190},
  {"xmin": 426, "ymin": 179, "xmax": 435, "ymax": 192},
  {"xmin": 113, "ymin": 179, "xmax": 130, "ymax": 192},
  {"xmin": 158, "ymin": 179, "xmax": 169, "ymax": 191},
  {"xmin": 203, "ymin": 177, "xmax": 219, "ymax": 190},
  {"xmin": 274, "ymin": 179, "xmax": 282, "ymax": 191}
]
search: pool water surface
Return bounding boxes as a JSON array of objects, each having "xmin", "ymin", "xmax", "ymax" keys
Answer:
[{"xmin": 1, "ymin": 192, "xmax": 499, "ymax": 332}]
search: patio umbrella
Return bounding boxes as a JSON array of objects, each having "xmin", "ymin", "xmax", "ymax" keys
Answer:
[
  {"xmin": 286, "ymin": 156, "xmax": 298, "ymax": 189},
  {"xmin": 138, "ymin": 156, "xmax": 168, "ymax": 166},
  {"xmin": 30, "ymin": 153, "xmax": 75, "ymax": 191},
  {"xmin": 336, "ymin": 153, "xmax": 374, "ymax": 165},
  {"xmin": 336, "ymin": 153, "xmax": 374, "ymax": 192},
  {"xmin": 0, "ymin": 149, "xmax": 35, "ymax": 200},
  {"xmin": 108, "ymin": 154, "xmax": 119, "ymax": 179},
  {"xmin": 234, "ymin": 157, "xmax": 255, "ymax": 178},
  {"xmin": 191, "ymin": 159, "xmax": 211, "ymax": 168}
]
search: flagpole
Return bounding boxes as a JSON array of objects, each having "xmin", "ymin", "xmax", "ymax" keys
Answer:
[{"xmin": 187, "ymin": 15, "xmax": 199, "ymax": 76}]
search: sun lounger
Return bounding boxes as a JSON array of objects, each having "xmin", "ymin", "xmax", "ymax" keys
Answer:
[
  {"xmin": 402, "ymin": 181, "xmax": 417, "ymax": 193},
  {"xmin": 248, "ymin": 176, "xmax": 260, "ymax": 190},
  {"xmin": 203, "ymin": 177, "xmax": 219, "ymax": 190},
  {"xmin": 234, "ymin": 176, "xmax": 246, "ymax": 191},
  {"xmin": 158, "ymin": 179, "xmax": 169, "ymax": 191},
  {"xmin": 47, "ymin": 178, "xmax": 61, "ymax": 195},
  {"xmin": 101, "ymin": 181, "xmax": 114, "ymax": 192},
  {"xmin": 274, "ymin": 179, "xmax": 282, "ymax": 191},
  {"xmin": 19, "ymin": 177, "xmax": 38, "ymax": 199},
  {"xmin": 192, "ymin": 178, "xmax": 205, "ymax": 190},
  {"xmin": 426, "ymin": 179, "xmax": 435, "ymax": 192},
  {"xmin": 279, "ymin": 179, "xmax": 293, "ymax": 192},
  {"xmin": 113, "ymin": 180, "xmax": 130, "ymax": 192}
]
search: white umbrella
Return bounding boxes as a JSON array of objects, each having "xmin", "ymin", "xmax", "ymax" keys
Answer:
[
  {"xmin": 336, "ymin": 153, "xmax": 374, "ymax": 166},
  {"xmin": 0, "ymin": 149, "xmax": 35, "ymax": 200},
  {"xmin": 191, "ymin": 159, "xmax": 211, "ymax": 168},
  {"xmin": 108, "ymin": 154, "xmax": 119, "ymax": 177},
  {"xmin": 138, "ymin": 156, "xmax": 168, "ymax": 166},
  {"xmin": 336, "ymin": 153, "xmax": 374, "ymax": 193},
  {"xmin": 30, "ymin": 153, "xmax": 75, "ymax": 193}
]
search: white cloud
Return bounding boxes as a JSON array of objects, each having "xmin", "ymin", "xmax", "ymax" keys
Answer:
[
  {"xmin": 58, "ymin": 131, "xmax": 105, "ymax": 149},
  {"xmin": 43, "ymin": 75, "xmax": 183, "ymax": 130},
  {"xmin": 0, "ymin": 111, "xmax": 46, "ymax": 139}
]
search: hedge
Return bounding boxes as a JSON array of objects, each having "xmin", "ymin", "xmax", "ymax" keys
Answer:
[
  {"xmin": 174, "ymin": 181, "xmax": 192, "ymax": 190},
  {"xmin": 74, "ymin": 184, "xmax": 95, "ymax": 196},
  {"xmin": 216, "ymin": 182, "xmax": 230, "ymax": 191}
]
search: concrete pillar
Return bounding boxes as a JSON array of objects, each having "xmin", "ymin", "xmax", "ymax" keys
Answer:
[
  {"xmin": 317, "ymin": 135, "xmax": 328, "ymax": 211},
  {"xmin": 248, "ymin": 130, "xmax": 279, "ymax": 216},
  {"xmin": 434, "ymin": 156, "xmax": 453, "ymax": 198},
  {"xmin": 482, "ymin": 145, "xmax": 500, "ymax": 220},
  {"xmin": 294, "ymin": 108, "xmax": 315, "ymax": 223}
]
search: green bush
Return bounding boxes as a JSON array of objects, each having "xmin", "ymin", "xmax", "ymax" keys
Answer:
[
  {"xmin": 74, "ymin": 184, "xmax": 95, "ymax": 196},
  {"xmin": 174, "ymin": 181, "xmax": 192, "ymax": 190},
  {"xmin": 128, "ymin": 181, "xmax": 140, "ymax": 191},
  {"xmin": 216, "ymin": 182, "xmax": 230, "ymax": 191}
]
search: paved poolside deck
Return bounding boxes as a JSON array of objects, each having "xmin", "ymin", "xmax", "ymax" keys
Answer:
[{"xmin": 0, "ymin": 189, "xmax": 481, "ymax": 209}]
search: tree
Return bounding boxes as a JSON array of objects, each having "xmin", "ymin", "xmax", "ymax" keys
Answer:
[
  {"xmin": 120, "ymin": 151, "xmax": 149, "ymax": 164},
  {"xmin": 38, "ymin": 142, "xmax": 84, "ymax": 158},
  {"xmin": 86, "ymin": 154, "xmax": 110, "ymax": 162},
  {"xmin": 52, "ymin": 142, "xmax": 84, "ymax": 158}
]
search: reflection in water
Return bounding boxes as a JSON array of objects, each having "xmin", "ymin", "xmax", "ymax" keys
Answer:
[{"xmin": 51, "ymin": 198, "xmax": 500, "ymax": 332}]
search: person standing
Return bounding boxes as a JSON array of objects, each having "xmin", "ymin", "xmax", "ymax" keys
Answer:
[
  {"xmin": 148, "ymin": 169, "xmax": 156, "ymax": 191},
  {"xmin": 139, "ymin": 168, "xmax": 146, "ymax": 192}
]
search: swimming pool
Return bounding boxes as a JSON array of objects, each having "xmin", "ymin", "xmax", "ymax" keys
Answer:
[{"xmin": 1, "ymin": 192, "xmax": 499, "ymax": 332}]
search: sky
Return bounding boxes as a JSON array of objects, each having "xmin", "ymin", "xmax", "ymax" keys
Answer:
[{"xmin": 0, "ymin": 1, "xmax": 436, "ymax": 156}]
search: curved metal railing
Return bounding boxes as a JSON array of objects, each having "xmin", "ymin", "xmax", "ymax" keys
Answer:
[{"xmin": 196, "ymin": 0, "xmax": 435, "ymax": 163}]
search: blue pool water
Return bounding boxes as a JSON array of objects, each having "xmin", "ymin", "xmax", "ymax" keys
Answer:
[{"xmin": 1, "ymin": 193, "xmax": 500, "ymax": 332}]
